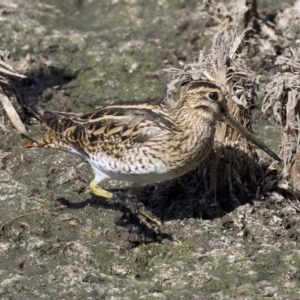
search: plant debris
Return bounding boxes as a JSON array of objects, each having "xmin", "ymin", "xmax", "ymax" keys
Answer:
[
  {"xmin": 0, "ymin": 50, "xmax": 31, "ymax": 139},
  {"xmin": 262, "ymin": 48, "xmax": 300, "ymax": 193}
]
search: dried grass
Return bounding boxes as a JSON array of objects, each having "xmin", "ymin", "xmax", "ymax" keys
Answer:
[
  {"xmin": 0, "ymin": 50, "xmax": 31, "ymax": 139},
  {"xmin": 165, "ymin": 27, "xmax": 260, "ymax": 201},
  {"xmin": 199, "ymin": 0, "xmax": 261, "ymax": 33},
  {"xmin": 262, "ymin": 48, "xmax": 300, "ymax": 192}
]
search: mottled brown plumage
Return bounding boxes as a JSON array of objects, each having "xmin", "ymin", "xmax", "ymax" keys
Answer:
[{"xmin": 24, "ymin": 81, "xmax": 281, "ymax": 226}]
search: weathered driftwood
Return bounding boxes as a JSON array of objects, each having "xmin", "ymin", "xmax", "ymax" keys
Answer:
[
  {"xmin": 0, "ymin": 50, "xmax": 31, "ymax": 139},
  {"xmin": 165, "ymin": 28, "xmax": 261, "ymax": 202},
  {"xmin": 262, "ymin": 48, "xmax": 300, "ymax": 193}
]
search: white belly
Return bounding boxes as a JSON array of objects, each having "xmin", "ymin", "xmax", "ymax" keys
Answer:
[
  {"xmin": 86, "ymin": 149, "xmax": 208, "ymax": 185},
  {"xmin": 87, "ymin": 155, "xmax": 180, "ymax": 184}
]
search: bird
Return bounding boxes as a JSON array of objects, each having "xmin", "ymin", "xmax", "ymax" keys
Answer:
[{"xmin": 24, "ymin": 81, "xmax": 281, "ymax": 227}]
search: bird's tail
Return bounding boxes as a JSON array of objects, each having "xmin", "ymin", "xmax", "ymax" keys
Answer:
[
  {"xmin": 23, "ymin": 132, "xmax": 58, "ymax": 148},
  {"xmin": 24, "ymin": 140, "xmax": 40, "ymax": 148}
]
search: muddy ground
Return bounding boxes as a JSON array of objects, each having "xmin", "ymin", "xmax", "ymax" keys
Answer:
[{"xmin": 0, "ymin": 0, "xmax": 300, "ymax": 299}]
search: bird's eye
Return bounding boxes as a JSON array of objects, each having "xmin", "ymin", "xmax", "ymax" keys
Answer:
[{"xmin": 209, "ymin": 91, "xmax": 219, "ymax": 101}]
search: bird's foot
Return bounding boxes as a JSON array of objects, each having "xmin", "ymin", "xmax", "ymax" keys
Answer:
[
  {"xmin": 111, "ymin": 192, "xmax": 162, "ymax": 229},
  {"xmin": 90, "ymin": 180, "xmax": 113, "ymax": 198},
  {"xmin": 89, "ymin": 180, "xmax": 162, "ymax": 229}
]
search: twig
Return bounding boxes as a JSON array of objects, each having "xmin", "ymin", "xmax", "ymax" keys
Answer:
[
  {"xmin": 288, "ymin": 197, "xmax": 300, "ymax": 213},
  {"xmin": 0, "ymin": 89, "xmax": 31, "ymax": 138}
]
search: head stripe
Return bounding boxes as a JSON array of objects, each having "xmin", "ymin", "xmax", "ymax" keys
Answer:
[{"xmin": 186, "ymin": 81, "xmax": 220, "ymax": 91}]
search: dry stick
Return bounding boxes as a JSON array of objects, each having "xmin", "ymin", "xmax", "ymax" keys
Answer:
[
  {"xmin": 0, "ymin": 90, "xmax": 31, "ymax": 138},
  {"xmin": 225, "ymin": 161, "xmax": 240, "ymax": 205},
  {"xmin": 287, "ymin": 198, "xmax": 300, "ymax": 213},
  {"xmin": 0, "ymin": 204, "xmax": 67, "ymax": 234},
  {"xmin": 0, "ymin": 57, "xmax": 30, "ymax": 138}
]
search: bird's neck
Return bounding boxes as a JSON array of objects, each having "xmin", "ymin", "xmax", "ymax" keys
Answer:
[
  {"xmin": 170, "ymin": 105, "xmax": 216, "ymax": 155},
  {"xmin": 172, "ymin": 105, "xmax": 215, "ymax": 129},
  {"xmin": 166, "ymin": 105, "xmax": 216, "ymax": 170}
]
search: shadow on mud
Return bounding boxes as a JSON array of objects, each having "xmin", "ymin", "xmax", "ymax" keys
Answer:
[
  {"xmin": 56, "ymin": 195, "xmax": 173, "ymax": 245},
  {"xmin": 11, "ymin": 63, "xmax": 79, "ymax": 118},
  {"xmin": 52, "ymin": 150, "xmax": 276, "ymax": 245}
]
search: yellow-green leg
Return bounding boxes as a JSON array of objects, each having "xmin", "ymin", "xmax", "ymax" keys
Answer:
[{"xmin": 90, "ymin": 180, "xmax": 113, "ymax": 198}]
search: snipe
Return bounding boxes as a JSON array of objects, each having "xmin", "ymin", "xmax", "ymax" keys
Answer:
[{"xmin": 24, "ymin": 81, "xmax": 281, "ymax": 227}]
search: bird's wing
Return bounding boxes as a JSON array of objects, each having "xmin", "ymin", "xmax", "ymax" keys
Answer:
[{"xmin": 38, "ymin": 103, "xmax": 177, "ymax": 155}]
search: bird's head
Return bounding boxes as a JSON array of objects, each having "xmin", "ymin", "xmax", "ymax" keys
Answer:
[
  {"xmin": 180, "ymin": 81, "xmax": 228, "ymax": 121},
  {"xmin": 179, "ymin": 80, "xmax": 282, "ymax": 162}
]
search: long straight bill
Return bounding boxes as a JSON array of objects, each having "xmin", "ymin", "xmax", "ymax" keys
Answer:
[{"xmin": 222, "ymin": 114, "xmax": 282, "ymax": 162}]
